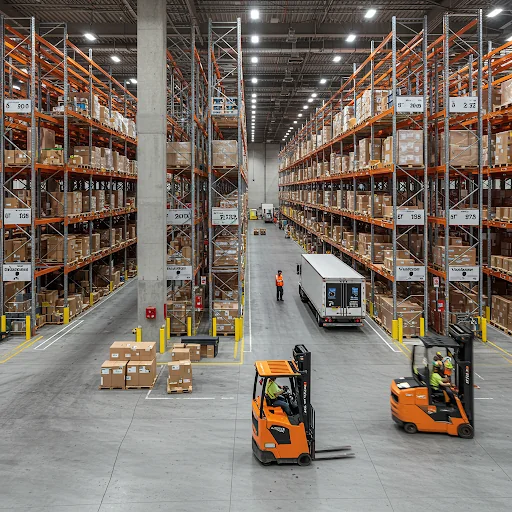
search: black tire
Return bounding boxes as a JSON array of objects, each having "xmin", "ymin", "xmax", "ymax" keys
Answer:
[
  {"xmin": 299, "ymin": 286, "xmax": 308, "ymax": 303},
  {"xmin": 404, "ymin": 422, "xmax": 418, "ymax": 434},
  {"xmin": 457, "ymin": 424, "xmax": 474, "ymax": 439},
  {"xmin": 317, "ymin": 313, "xmax": 323, "ymax": 327},
  {"xmin": 297, "ymin": 453, "xmax": 312, "ymax": 466}
]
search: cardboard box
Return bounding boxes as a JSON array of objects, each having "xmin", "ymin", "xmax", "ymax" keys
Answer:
[
  {"xmin": 100, "ymin": 360, "xmax": 127, "ymax": 389},
  {"xmin": 133, "ymin": 359, "xmax": 156, "ymax": 387},
  {"xmin": 168, "ymin": 359, "xmax": 193, "ymax": 384},
  {"xmin": 130, "ymin": 341, "xmax": 156, "ymax": 361},
  {"xmin": 200, "ymin": 344, "xmax": 215, "ymax": 358},
  {"xmin": 171, "ymin": 347, "xmax": 191, "ymax": 361},
  {"xmin": 186, "ymin": 343, "xmax": 201, "ymax": 362},
  {"xmin": 109, "ymin": 341, "xmax": 134, "ymax": 361}
]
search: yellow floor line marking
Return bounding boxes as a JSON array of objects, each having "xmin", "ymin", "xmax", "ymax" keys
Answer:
[
  {"xmin": 486, "ymin": 340, "xmax": 512, "ymax": 364},
  {"xmin": 0, "ymin": 336, "xmax": 43, "ymax": 364}
]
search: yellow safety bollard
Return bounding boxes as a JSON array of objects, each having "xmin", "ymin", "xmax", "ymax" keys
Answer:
[
  {"xmin": 481, "ymin": 317, "xmax": 487, "ymax": 342},
  {"xmin": 240, "ymin": 315, "xmax": 244, "ymax": 339},
  {"xmin": 25, "ymin": 315, "xmax": 31, "ymax": 341},
  {"xmin": 234, "ymin": 318, "xmax": 239, "ymax": 342},
  {"xmin": 166, "ymin": 317, "xmax": 171, "ymax": 340},
  {"xmin": 90, "ymin": 292, "xmax": 94, "ymax": 306},
  {"xmin": 109, "ymin": 281, "xmax": 113, "ymax": 293},
  {"xmin": 398, "ymin": 317, "xmax": 404, "ymax": 344},
  {"xmin": 1, "ymin": 315, "xmax": 6, "ymax": 333},
  {"xmin": 212, "ymin": 317, "xmax": 217, "ymax": 337},
  {"xmin": 369, "ymin": 302, "xmax": 374, "ymax": 318},
  {"xmin": 420, "ymin": 317, "xmax": 425, "ymax": 337},
  {"xmin": 187, "ymin": 317, "xmax": 192, "ymax": 336},
  {"xmin": 63, "ymin": 307, "xmax": 70, "ymax": 324},
  {"xmin": 242, "ymin": 293, "xmax": 245, "ymax": 306},
  {"xmin": 135, "ymin": 327, "xmax": 142, "ymax": 342},
  {"xmin": 159, "ymin": 326, "xmax": 166, "ymax": 354},
  {"xmin": 392, "ymin": 319, "xmax": 399, "ymax": 340},
  {"xmin": 485, "ymin": 306, "xmax": 490, "ymax": 322},
  {"xmin": 124, "ymin": 270, "xmax": 128, "ymax": 281}
]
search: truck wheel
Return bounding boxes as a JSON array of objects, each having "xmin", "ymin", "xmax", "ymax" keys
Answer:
[
  {"xmin": 403, "ymin": 423, "xmax": 418, "ymax": 434},
  {"xmin": 317, "ymin": 314, "xmax": 324, "ymax": 327},
  {"xmin": 297, "ymin": 453, "xmax": 312, "ymax": 466},
  {"xmin": 299, "ymin": 286, "xmax": 308, "ymax": 303},
  {"xmin": 457, "ymin": 424, "xmax": 474, "ymax": 439}
]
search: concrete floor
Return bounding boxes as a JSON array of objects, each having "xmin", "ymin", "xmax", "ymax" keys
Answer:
[{"xmin": 1, "ymin": 221, "xmax": 512, "ymax": 511}]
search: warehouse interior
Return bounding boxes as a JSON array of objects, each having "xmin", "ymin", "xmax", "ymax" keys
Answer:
[{"xmin": 1, "ymin": 1, "xmax": 512, "ymax": 511}]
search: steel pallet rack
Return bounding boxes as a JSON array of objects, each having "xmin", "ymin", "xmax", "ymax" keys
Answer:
[
  {"xmin": 207, "ymin": 18, "xmax": 248, "ymax": 336},
  {"xmin": 1, "ymin": 17, "xmax": 138, "ymax": 336}
]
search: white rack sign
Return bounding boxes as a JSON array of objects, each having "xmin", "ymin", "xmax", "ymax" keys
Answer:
[
  {"xmin": 449, "ymin": 209, "xmax": 479, "ymax": 226},
  {"xmin": 167, "ymin": 265, "xmax": 193, "ymax": 280},
  {"xmin": 396, "ymin": 209, "xmax": 424, "ymax": 225},
  {"xmin": 449, "ymin": 96, "xmax": 478, "ymax": 113},
  {"xmin": 212, "ymin": 207, "xmax": 238, "ymax": 225},
  {"xmin": 3, "ymin": 208, "xmax": 31, "ymax": 225},
  {"xmin": 396, "ymin": 266, "xmax": 426, "ymax": 282},
  {"xmin": 449, "ymin": 266, "xmax": 479, "ymax": 282},
  {"xmin": 4, "ymin": 99, "xmax": 32, "ymax": 113},
  {"xmin": 396, "ymin": 96, "xmax": 424, "ymax": 114},
  {"xmin": 2, "ymin": 263, "xmax": 32, "ymax": 282},
  {"xmin": 167, "ymin": 209, "xmax": 192, "ymax": 225}
]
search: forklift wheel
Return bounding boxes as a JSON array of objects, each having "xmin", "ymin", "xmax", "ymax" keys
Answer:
[
  {"xmin": 457, "ymin": 424, "xmax": 474, "ymax": 439},
  {"xmin": 403, "ymin": 423, "xmax": 418, "ymax": 434},
  {"xmin": 297, "ymin": 453, "xmax": 312, "ymax": 466}
]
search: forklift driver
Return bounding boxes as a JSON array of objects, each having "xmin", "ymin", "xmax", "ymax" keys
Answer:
[
  {"xmin": 430, "ymin": 365, "xmax": 455, "ymax": 405},
  {"xmin": 265, "ymin": 378, "xmax": 292, "ymax": 415}
]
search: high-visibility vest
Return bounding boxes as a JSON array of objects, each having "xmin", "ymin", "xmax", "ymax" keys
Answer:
[{"xmin": 276, "ymin": 275, "xmax": 284, "ymax": 286}]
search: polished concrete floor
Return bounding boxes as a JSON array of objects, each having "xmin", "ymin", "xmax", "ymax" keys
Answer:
[{"xmin": 1, "ymin": 221, "xmax": 512, "ymax": 511}]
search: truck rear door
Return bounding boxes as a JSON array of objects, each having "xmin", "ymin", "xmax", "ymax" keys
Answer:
[{"xmin": 326, "ymin": 282, "xmax": 362, "ymax": 317}]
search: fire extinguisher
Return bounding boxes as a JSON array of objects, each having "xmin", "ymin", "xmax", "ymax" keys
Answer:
[{"xmin": 195, "ymin": 295, "xmax": 203, "ymax": 310}]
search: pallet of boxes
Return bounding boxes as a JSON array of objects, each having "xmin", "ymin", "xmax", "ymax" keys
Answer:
[
  {"xmin": 167, "ymin": 343, "xmax": 198, "ymax": 393},
  {"xmin": 99, "ymin": 341, "xmax": 157, "ymax": 390}
]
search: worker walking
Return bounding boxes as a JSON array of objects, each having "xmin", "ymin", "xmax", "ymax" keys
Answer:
[{"xmin": 276, "ymin": 270, "xmax": 284, "ymax": 301}]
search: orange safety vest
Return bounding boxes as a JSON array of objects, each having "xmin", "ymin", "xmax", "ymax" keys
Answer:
[{"xmin": 276, "ymin": 275, "xmax": 284, "ymax": 287}]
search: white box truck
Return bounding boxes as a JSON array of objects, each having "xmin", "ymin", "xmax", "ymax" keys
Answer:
[
  {"xmin": 262, "ymin": 203, "xmax": 274, "ymax": 223},
  {"xmin": 299, "ymin": 254, "xmax": 365, "ymax": 327}
]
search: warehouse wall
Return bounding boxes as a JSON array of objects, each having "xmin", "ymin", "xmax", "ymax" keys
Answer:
[{"xmin": 248, "ymin": 143, "xmax": 280, "ymax": 209}]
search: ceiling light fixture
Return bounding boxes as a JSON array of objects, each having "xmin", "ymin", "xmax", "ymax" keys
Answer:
[
  {"xmin": 303, "ymin": 105, "xmax": 308, "ymax": 109},
  {"xmin": 13, "ymin": 85, "xmax": 21, "ymax": 90},
  {"xmin": 298, "ymin": 113, "xmax": 303, "ymax": 117},
  {"xmin": 346, "ymin": 34, "xmax": 356, "ymax": 42},
  {"xmin": 507, "ymin": 35, "xmax": 512, "ymax": 41},
  {"xmin": 487, "ymin": 8, "xmax": 503, "ymax": 17},
  {"xmin": 250, "ymin": 9, "xmax": 259, "ymax": 19},
  {"xmin": 251, "ymin": 56, "xmax": 258, "ymax": 64},
  {"xmin": 333, "ymin": 55, "xmax": 341, "ymax": 63},
  {"xmin": 251, "ymin": 35, "xmax": 259, "ymax": 43},
  {"xmin": 111, "ymin": 55, "xmax": 121, "ymax": 63},
  {"xmin": 252, "ymin": 93, "xmax": 257, "ymax": 98},
  {"xmin": 251, "ymin": 77, "xmax": 258, "ymax": 83},
  {"xmin": 251, "ymin": 99, "xmax": 256, "ymax": 104},
  {"xmin": 311, "ymin": 93, "xmax": 317, "ymax": 98},
  {"xmin": 84, "ymin": 33, "xmax": 96, "ymax": 41},
  {"xmin": 130, "ymin": 78, "xmax": 137, "ymax": 84},
  {"xmin": 320, "ymin": 78, "xmax": 327, "ymax": 84},
  {"xmin": 307, "ymin": 98, "xmax": 313, "ymax": 103},
  {"xmin": 294, "ymin": 120, "xmax": 297, "ymax": 124},
  {"xmin": 365, "ymin": 9, "xmax": 377, "ymax": 19}
]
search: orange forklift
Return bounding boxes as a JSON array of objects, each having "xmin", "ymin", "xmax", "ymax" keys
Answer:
[
  {"xmin": 391, "ymin": 324, "xmax": 474, "ymax": 438},
  {"xmin": 252, "ymin": 344, "xmax": 354, "ymax": 466}
]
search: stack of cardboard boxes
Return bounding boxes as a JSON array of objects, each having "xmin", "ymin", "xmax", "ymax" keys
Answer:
[
  {"xmin": 432, "ymin": 236, "xmax": 476, "ymax": 267},
  {"xmin": 168, "ymin": 344, "xmax": 194, "ymax": 393},
  {"xmin": 439, "ymin": 130, "xmax": 478, "ymax": 166},
  {"xmin": 383, "ymin": 130, "xmax": 424, "ymax": 166},
  {"xmin": 212, "ymin": 140, "xmax": 238, "ymax": 167},
  {"xmin": 100, "ymin": 341, "xmax": 156, "ymax": 389}
]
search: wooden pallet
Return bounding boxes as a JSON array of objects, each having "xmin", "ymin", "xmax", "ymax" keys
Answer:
[
  {"xmin": 126, "ymin": 376, "xmax": 157, "ymax": 389},
  {"xmin": 489, "ymin": 320, "xmax": 512, "ymax": 334},
  {"xmin": 492, "ymin": 102, "xmax": 512, "ymax": 112},
  {"xmin": 216, "ymin": 332, "xmax": 234, "ymax": 336},
  {"xmin": 99, "ymin": 386, "xmax": 125, "ymax": 390},
  {"xmin": 491, "ymin": 162, "xmax": 512, "ymax": 168},
  {"xmin": 167, "ymin": 384, "xmax": 193, "ymax": 394}
]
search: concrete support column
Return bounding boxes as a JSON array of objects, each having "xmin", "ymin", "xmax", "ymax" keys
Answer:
[{"xmin": 137, "ymin": 0, "xmax": 167, "ymax": 342}]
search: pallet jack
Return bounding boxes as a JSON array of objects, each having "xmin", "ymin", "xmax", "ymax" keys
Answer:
[
  {"xmin": 252, "ymin": 344, "xmax": 354, "ymax": 466},
  {"xmin": 391, "ymin": 324, "xmax": 474, "ymax": 438}
]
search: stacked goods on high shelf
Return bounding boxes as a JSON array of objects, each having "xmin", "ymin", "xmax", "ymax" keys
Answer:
[
  {"xmin": 166, "ymin": 142, "xmax": 207, "ymax": 169},
  {"xmin": 167, "ymin": 286, "xmax": 205, "ymax": 334},
  {"xmin": 212, "ymin": 140, "xmax": 238, "ymax": 167}
]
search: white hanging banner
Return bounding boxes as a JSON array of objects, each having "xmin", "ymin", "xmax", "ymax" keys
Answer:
[
  {"xmin": 396, "ymin": 209, "xmax": 424, "ymax": 226},
  {"xmin": 449, "ymin": 96, "xmax": 478, "ymax": 113},
  {"xmin": 395, "ymin": 96, "xmax": 424, "ymax": 114},
  {"xmin": 166, "ymin": 209, "xmax": 192, "ymax": 225},
  {"xmin": 4, "ymin": 98, "xmax": 32, "ymax": 113},
  {"xmin": 167, "ymin": 265, "xmax": 193, "ymax": 280},
  {"xmin": 449, "ymin": 209, "xmax": 479, "ymax": 226},
  {"xmin": 3, "ymin": 208, "xmax": 31, "ymax": 225},
  {"xmin": 2, "ymin": 263, "xmax": 32, "ymax": 282},
  {"xmin": 212, "ymin": 207, "xmax": 239, "ymax": 225},
  {"xmin": 448, "ymin": 266, "xmax": 479, "ymax": 282},
  {"xmin": 395, "ymin": 266, "xmax": 426, "ymax": 282}
]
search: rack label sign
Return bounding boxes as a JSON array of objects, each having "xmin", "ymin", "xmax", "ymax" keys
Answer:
[
  {"xmin": 2, "ymin": 263, "xmax": 31, "ymax": 282},
  {"xmin": 167, "ymin": 209, "xmax": 191, "ymax": 225},
  {"xmin": 449, "ymin": 96, "xmax": 478, "ymax": 113},
  {"xmin": 4, "ymin": 99, "xmax": 32, "ymax": 113},
  {"xmin": 167, "ymin": 265, "xmax": 193, "ymax": 280},
  {"xmin": 449, "ymin": 266, "xmax": 479, "ymax": 282},
  {"xmin": 449, "ymin": 209, "xmax": 479, "ymax": 226},
  {"xmin": 396, "ymin": 96, "xmax": 424, "ymax": 114},
  {"xmin": 212, "ymin": 207, "xmax": 238, "ymax": 225},
  {"xmin": 396, "ymin": 209, "xmax": 424, "ymax": 225},
  {"xmin": 396, "ymin": 266, "xmax": 426, "ymax": 282},
  {"xmin": 3, "ymin": 208, "xmax": 31, "ymax": 225}
]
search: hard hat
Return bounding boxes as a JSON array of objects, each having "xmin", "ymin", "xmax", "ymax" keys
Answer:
[
  {"xmin": 278, "ymin": 270, "xmax": 282, "ymax": 273},
  {"xmin": 436, "ymin": 351, "xmax": 442, "ymax": 357}
]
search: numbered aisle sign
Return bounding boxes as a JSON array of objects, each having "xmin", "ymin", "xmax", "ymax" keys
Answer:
[
  {"xmin": 212, "ymin": 207, "xmax": 238, "ymax": 225},
  {"xmin": 2, "ymin": 263, "xmax": 32, "ymax": 282},
  {"xmin": 449, "ymin": 209, "xmax": 479, "ymax": 226},
  {"xmin": 396, "ymin": 209, "xmax": 424, "ymax": 226},
  {"xmin": 3, "ymin": 208, "xmax": 31, "ymax": 225},
  {"xmin": 4, "ymin": 98, "xmax": 32, "ymax": 113},
  {"xmin": 396, "ymin": 96, "xmax": 424, "ymax": 114},
  {"xmin": 396, "ymin": 266, "xmax": 426, "ymax": 282},
  {"xmin": 167, "ymin": 209, "xmax": 192, "ymax": 225},
  {"xmin": 449, "ymin": 97, "xmax": 478, "ymax": 113},
  {"xmin": 448, "ymin": 266, "xmax": 479, "ymax": 282}
]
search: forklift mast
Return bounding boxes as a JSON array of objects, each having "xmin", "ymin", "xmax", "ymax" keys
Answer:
[
  {"xmin": 293, "ymin": 345, "xmax": 315, "ymax": 444},
  {"xmin": 449, "ymin": 324, "xmax": 474, "ymax": 427}
]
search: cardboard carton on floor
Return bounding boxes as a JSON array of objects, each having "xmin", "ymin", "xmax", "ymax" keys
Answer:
[
  {"xmin": 109, "ymin": 341, "xmax": 134, "ymax": 361},
  {"xmin": 200, "ymin": 345, "xmax": 215, "ymax": 358},
  {"xmin": 126, "ymin": 360, "xmax": 157, "ymax": 388},
  {"xmin": 168, "ymin": 359, "xmax": 192, "ymax": 382},
  {"xmin": 171, "ymin": 347, "xmax": 191, "ymax": 361},
  {"xmin": 100, "ymin": 360, "xmax": 127, "ymax": 389},
  {"xmin": 187, "ymin": 343, "xmax": 201, "ymax": 362},
  {"xmin": 130, "ymin": 341, "xmax": 156, "ymax": 361}
]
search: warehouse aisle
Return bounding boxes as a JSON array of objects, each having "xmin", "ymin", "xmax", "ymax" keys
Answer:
[{"xmin": 1, "ymin": 223, "xmax": 512, "ymax": 512}]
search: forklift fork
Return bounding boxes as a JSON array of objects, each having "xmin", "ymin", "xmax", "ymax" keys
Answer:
[{"xmin": 313, "ymin": 447, "xmax": 355, "ymax": 460}]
